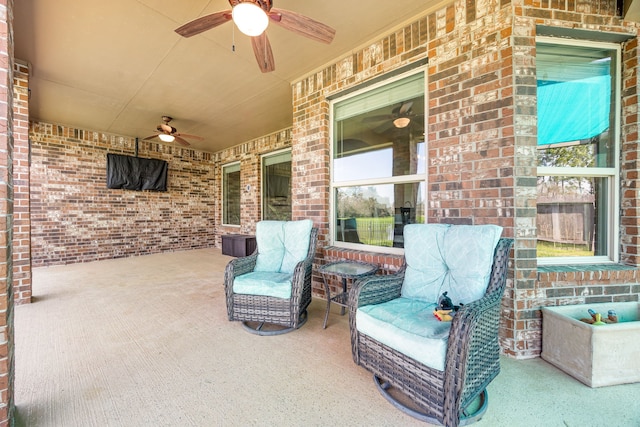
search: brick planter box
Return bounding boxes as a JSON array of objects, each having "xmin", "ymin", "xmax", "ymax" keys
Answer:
[{"xmin": 541, "ymin": 302, "xmax": 640, "ymax": 387}]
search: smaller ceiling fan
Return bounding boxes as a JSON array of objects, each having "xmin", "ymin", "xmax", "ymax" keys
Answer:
[
  {"xmin": 363, "ymin": 102, "xmax": 418, "ymax": 130},
  {"xmin": 143, "ymin": 116, "xmax": 204, "ymax": 146},
  {"xmin": 175, "ymin": 0, "xmax": 336, "ymax": 73}
]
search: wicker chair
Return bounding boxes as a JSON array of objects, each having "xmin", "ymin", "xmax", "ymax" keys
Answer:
[
  {"xmin": 224, "ymin": 220, "xmax": 318, "ymax": 335},
  {"xmin": 349, "ymin": 224, "xmax": 513, "ymax": 427}
]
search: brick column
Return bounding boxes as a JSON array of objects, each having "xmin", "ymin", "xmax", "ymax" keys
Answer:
[
  {"xmin": 0, "ymin": 0, "xmax": 15, "ymax": 424},
  {"xmin": 621, "ymin": 37, "xmax": 640, "ymax": 266},
  {"xmin": 507, "ymin": 15, "xmax": 540, "ymax": 357},
  {"xmin": 13, "ymin": 61, "xmax": 30, "ymax": 304}
]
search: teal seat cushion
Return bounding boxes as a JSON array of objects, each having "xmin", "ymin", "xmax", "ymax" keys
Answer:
[
  {"xmin": 356, "ymin": 298, "xmax": 451, "ymax": 371},
  {"xmin": 401, "ymin": 224, "xmax": 502, "ymax": 305},
  {"xmin": 233, "ymin": 271, "xmax": 293, "ymax": 299},
  {"xmin": 254, "ymin": 220, "xmax": 313, "ymax": 274}
]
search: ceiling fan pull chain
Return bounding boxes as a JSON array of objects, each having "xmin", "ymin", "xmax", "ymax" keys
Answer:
[
  {"xmin": 263, "ymin": 33, "xmax": 267, "ymax": 68},
  {"xmin": 232, "ymin": 24, "xmax": 236, "ymax": 52}
]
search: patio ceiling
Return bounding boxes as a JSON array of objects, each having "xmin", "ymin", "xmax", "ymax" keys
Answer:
[{"xmin": 13, "ymin": 0, "xmax": 443, "ymax": 153}]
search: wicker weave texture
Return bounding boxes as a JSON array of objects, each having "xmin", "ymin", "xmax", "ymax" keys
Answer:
[
  {"xmin": 349, "ymin": 238, "xmax": 514, "ymax": 427},
  {"xmin": 224, "ymin": 227, "xmax": 318, "ymax": 329}
]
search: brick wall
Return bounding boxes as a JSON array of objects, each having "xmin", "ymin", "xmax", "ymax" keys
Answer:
[
  {"xmin": 621, "ymin": 36, "xmax": 640, "ymax": 266},
  {"xmin": 29, "ymin": 122, "xmax": 218, "ymax": 267},
  {"xmin": 28, "ymin": 123, "xmax": 293, "ymax": 268},
  {"xmin": 13, "ymin": 61, "xmax": 30, "ymax": 305},
  {"xmin": 212, "ymin": 128, "xmax": 292, "ymax": 240},
  {"xmin": 0, "ymin": 0, "xmax": 14, "ymax": 424},
  {"xmin": 510, "ymin": 0, "xmax": 640, "ymax": 357},
  {"xmin": 292, "ymin": 0, "xmax": 518, "ymax": 329},
  {"xmin": 292, "ymin": 0, "xmax": 640, "ymax": 358},
  {"xmin": 537, "ymin": 267, "xmax": 640, "ymax": 305}
]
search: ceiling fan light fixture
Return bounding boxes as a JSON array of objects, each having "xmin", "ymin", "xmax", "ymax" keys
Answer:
[
  {"xmin": 393, "ymin": 117, "xmax": 411, "ymax": 128},
  {"xmin": 232, "ymin": 3, "xmax": 269, "ymax": 37},
  {"xmin": 158, "ymin": 134, "xmax": 175, "ymax": 143}
]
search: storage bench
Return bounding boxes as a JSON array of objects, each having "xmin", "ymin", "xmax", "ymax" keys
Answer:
[{"xmin": 221, "ymin": 234, "xmax": 256, "ymax": 257}]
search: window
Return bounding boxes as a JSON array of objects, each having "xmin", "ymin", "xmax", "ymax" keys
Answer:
[
  {"xmin": 331, "ymin": 71, "xmax": 427, "ymax": 252},
  {"xmin": 536, "ymin": 37, "xmax": 620, "ymax": 264},
  {"xmin": 262, "ymin": 150, "xmax": 292, "ymax": 220},
  {"xmin": 222, "ymin": 162, "xmax": 241, "ymax": 226}
]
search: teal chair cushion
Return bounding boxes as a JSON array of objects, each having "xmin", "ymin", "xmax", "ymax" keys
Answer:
[
  {"xmin": 254, "ymin": 221, "xmax": 286, "ymax": 272},
  {"xmin": 356, "ymin": 297, "xmax": 450, "ymax": 371},
  {"xmin": 280, "ymin": 219, "xmax": 313, "ymax": 273},
  {"xmin": 401, "ymin": 224, "xmax": 451, "ymax": 303},
  {"xmin": 401, "ymin": 224, "xmax": 502, "ymax": 305},
  {"xmin": 254, "ymin": 219, "xmax": 313, "ymax": 273},
  {"xmin": 233, "ymin": 271, "xmax": 293, "ymax": 299}
]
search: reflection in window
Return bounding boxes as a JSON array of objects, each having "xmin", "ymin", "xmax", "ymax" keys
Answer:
[
  {"xmin": 335, "ymin": 183, "xmax": 425, "ymax": 247},
  {"xmin": 263, "ymin": 151, "xmax": 291, "ymax": 220},
  {"xmin": 536, "ymin": 39, "xmax": 619, "ymax": 263},
  {"xmin": 331, "ymin": 71, "xmax": 426, "ymax": 251},
  {"xmin": 223, "ymin": 163, "xmax": 241, "ymax": 225},
  {"xmin": 537, "ymin": 176, "xmax": 607, "ymax": 257}
]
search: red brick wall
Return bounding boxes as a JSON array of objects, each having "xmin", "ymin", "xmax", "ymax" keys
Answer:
[
  {"xmin": 28, "ymin": 123, "xmax": 293, "ymax": 268},
  {"xmin": 621, "ymin": 37, "xmax": 640, "ymax": 265},
  {"xmin": 29, "ymin": 122, "xmax": 218, "ymax": 267},
  {"xmin": 509, "ymin": 0, "xmax": 640, "ymax": 357},
  {"xmin": 12, "ymin": 61, "xmax": 30, "ymax": 305},
  {"xmin": 212, "ymin": 128, "xmax": 292, "ymax": 241},
  {"xmin": 0, "ymin": 0, "xmax": 14, "ymax": 424},
  {"xmin": 292, "ymin": 1, "xmax": 517, "ymax": 322},
  {"xmin": 293, "ymin": 0, "xmax": 640, "ymax": 358}
]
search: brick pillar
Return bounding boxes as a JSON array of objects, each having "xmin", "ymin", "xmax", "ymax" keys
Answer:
[
  {"xmin": 12, "ymin": 61, "xmax": 30, "ymax": 305},
  {"xmin": 507, "ymin": 17, "xmax": 540, "ymax": 358},
  {"xmin": 621, "ymin": 37, "xmax": 640, "ymax": 266},
  {"xmin": 0, "ymin": 0, "xmax": 15, "ymax": 424}
]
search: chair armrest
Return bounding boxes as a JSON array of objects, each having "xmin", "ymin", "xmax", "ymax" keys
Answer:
[
  {"xmin": 290, "ymin": 227, "xmax": 318, "ymax": 297},
  {"xmin": 444, "ymin": 294, "xmax": 502, "ymax": 406},
  {"xmin": 224, "ymin": 254, "xmax": 258, "ymax": 294},
  {"xmin": 447, "ymin": 293, "xmax": 502, "ymax": 356},
  {"xmin": 348, "ymin": 270, "xmax": 404, "ymax": 311},
  {"xmin": 348, "ymin": 270, "xmax": 404, "ymax": 365},
  {"xmin": 290, "ymin": 256, "xmax": 314, "ymax": 296}
]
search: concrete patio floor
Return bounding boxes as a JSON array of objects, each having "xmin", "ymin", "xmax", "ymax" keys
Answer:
[{"xmin": 14, "ymin": 248, "xmax": 640, "ymax": 426}]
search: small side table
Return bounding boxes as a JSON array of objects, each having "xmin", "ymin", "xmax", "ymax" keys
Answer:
[{"xmin": 319, "ymin": 260, "xmax": 378, "ymax": 329}]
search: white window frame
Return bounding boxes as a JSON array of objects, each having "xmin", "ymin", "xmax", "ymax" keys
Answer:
[
  {"xmin": 261, "ymin": 148, "xmax": 292, "ymax": 221},
  {"xmin": 329, "ymin": 68, "xmax": 428, "ymax": 255},
  {"xmin": 222, "ymin": 161, "xmax": 241, "ymax": 227},
  {"xmin": 536, "ymin": 36, "xmax": 621, "ymax": 265}
]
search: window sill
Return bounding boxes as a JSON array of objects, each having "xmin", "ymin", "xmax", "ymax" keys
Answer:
[{"xmin": 537, "ymin": 264, "xmax": 636, "ymax": 273}]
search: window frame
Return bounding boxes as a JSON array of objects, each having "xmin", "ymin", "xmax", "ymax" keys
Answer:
[
  {"xmin": 536, "ymin": 36, "xmax": 621, "ymax": 265},
  {"xmin": 261, "ymin": 148, "xmax": 292, "ymax": 221},
  {"xmin": 329, "ymin": 68, "xmax": 428, "ymax": 255},
  {"xmin": 222, "ymin": 161, "xmax": 241, "ymax": 227}
]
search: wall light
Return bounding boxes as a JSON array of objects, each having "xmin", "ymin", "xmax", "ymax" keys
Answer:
[
  {"xmin": 158, "ymin": 134, "xmax": 175, "ymax": 143},
  {"xmin": 232, "ymin": 2, "xmax": 269, "ymax": 37}
]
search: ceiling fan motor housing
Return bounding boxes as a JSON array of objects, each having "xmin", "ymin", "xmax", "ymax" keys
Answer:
[{"xmin": 230, "ymin": 0, "xmax": 273, "ymax": 12}]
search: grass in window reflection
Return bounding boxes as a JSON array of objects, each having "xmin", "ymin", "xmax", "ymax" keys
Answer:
[{"xmin": 537, "ymin": 240, "xmax": 594, "ymax": 257}]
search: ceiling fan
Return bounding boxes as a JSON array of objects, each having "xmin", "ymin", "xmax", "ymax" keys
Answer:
[
  {"xmin": 175, "ymin": 0, "xmax": 336, "ymax": 73},
  {"xmin": 143, "ymin": 116, "xmax": 204, "ymax": 146},
  {"xmin": 363, "ymin": 101, "xmax": 422, "ymax": 132}
]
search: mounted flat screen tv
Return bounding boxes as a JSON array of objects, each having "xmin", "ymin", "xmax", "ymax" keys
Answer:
[{"xmin": 106, "ymin": 153, "xmax": 168, "ymax": 191}]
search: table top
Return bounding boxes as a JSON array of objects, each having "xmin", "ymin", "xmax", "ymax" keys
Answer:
[{"xmin": 319, "ymin": 260, "xmax": 378, "ymax": 279}]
